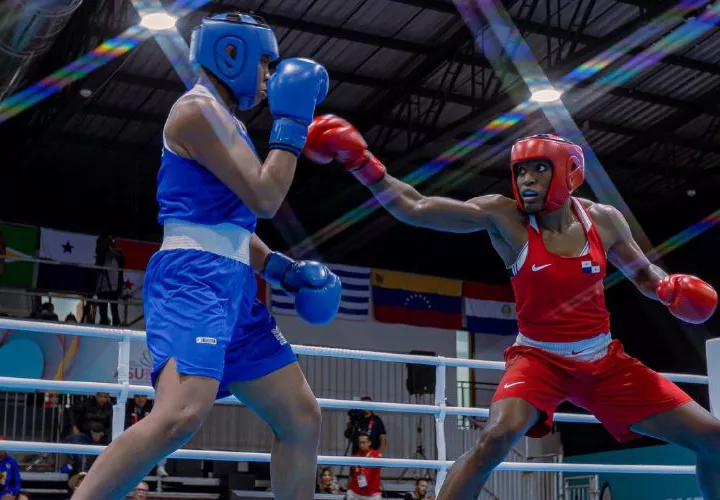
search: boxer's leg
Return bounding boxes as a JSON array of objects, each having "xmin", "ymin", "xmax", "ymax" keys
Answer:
[
  {"xmin": 583, "ymin": 343, "xmax": 718, "ymax": 498},
  {"xmin": 229, "ymin": 363, "xmax": 321, "ymax": 500},
  {"xmin": 74, "ymin": 251, "xmax": 243, "ymax": 500},
  {"xmin": 439, "ymin": 398, "xmax": 540, "ymax": 500},
  {"xmin": 631, "ymin": 402, "xmax": 720, "ymax": 499},
  {"xmin": 71, "ymin": 359, "xmax": 218, "ymax": 500},
  {"xmin": 223, "ymin": 300, "xmax": 318, "ymax": 500},
  {"xmin": 439, "ymin": 345, "xmax": 577, "ymax": 499}
]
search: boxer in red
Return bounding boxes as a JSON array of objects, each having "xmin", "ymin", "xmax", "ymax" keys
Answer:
[{"xmin": 304, "ymin": 116, "xmax": 720, "ymax": 499}]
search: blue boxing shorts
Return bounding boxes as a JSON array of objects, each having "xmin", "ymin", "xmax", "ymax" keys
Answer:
[{"xmin": 143, "ymin": 224, "xmax": 296, "ymax": 398}]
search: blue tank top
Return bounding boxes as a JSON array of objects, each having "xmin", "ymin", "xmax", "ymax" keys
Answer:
[{"xmin": 156, "ymin": 84, "xmax": 258, "ymax": 232}]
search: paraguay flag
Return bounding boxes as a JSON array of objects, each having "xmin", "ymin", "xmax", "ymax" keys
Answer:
[{"xmin": 463, "ymin": 282, "xmax": 517, "ymax": 335}]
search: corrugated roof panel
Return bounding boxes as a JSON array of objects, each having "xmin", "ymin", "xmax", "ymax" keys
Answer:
[
  {"xmin": 434, "ymin": 101, "xmax": 472, "ymax": 128},
  {"xmin": 68, "ymin": 114, "xmax": 126, "ymax": 138},
  {"xmin": 279, "ymin": 30, "xmax": 335, "ymax": 58},
  {"xmin": 586, "ymin": 129, "xmax": 633, "ymax": 154},
  {"xmin": 343, "ymin": 0, "xmax": 423, "ymax": 38},
  {"xmin": 96, "ymin": 83, "xmax": 155, "ymax": 109},
  {"xmin": 259, "ymin": 0, "xmax": 320, "ymax": 18},
  {"xmin": 683, "ymin": 30, "xmax": 720, "ymax": 64},
  {"xmin": 631, "ymin": 64, "xmax": 698, "ymax": 94},
  {"xmin": 395, "ymin": 11, "xmax": 458, "ymax": 44},
  {"xmin": 323, "ymin": 83, "xmax": 376, "ymax": 108},
  {"xmin": 124, "ymin": 41, "xmax": 175, "ymax": 79},
  {"xmin": 353, "ymin": 48, "xmax": 417, "ymax": 78},
  {"xmin": 139, "ymin": 89, "xmax": 178, "ymax": 115},
  {"xmin": 117, "ymin": 121, "xmax": 162, "ymax": 144},
  {"xmin": 668, "ymin": 73, "xmax": 720, "ymax": 101},
  {"xmin": 310, "ymin": 39, "xmax": 379, "ymax": 72},
  {"xmin": 676, "ymin": 114, "xmax": 717, "ymax": 137},
  {"xmin": 579, "ymin": 96, "xmax": 676, "ymax": 129},
  {"xmin": 297, "ymin": 0, "xmax": 369, "ymax": 25},
  {"xmin": 582, "ymin": 1, "xmax": 644, "ymax": 38}
]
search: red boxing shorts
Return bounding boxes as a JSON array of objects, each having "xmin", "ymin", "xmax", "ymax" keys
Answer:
[{"xmin": 492, "ymin": 340, "xmax": 693, "ymax": 442}]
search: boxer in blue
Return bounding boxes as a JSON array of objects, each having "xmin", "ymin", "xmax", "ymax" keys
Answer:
[{"xmin": 73, "ymin": 13, "xmax": 337, "ymax": 500}]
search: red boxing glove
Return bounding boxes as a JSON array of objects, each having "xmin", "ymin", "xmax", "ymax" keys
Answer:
[
  {"xmin": 304, "ymin": 115, "xmax": 386, "ymax": 185},
  {"xmin": 656, "ymin": 274, "xmax": 718, "ymax": 324}
]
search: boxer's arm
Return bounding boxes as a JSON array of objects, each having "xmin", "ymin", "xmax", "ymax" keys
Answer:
[
  {"xmin": 249, "ymin": 234, "xmax": 272, "ymax": 275},
  {"xmin": 366, "ymin": 173, "xmax": 510, "ymax": 233},
  {"xmin": 604, "ymin": 206, "xmax": 667, "ymax": 299},
  {"xmin": 168, "ymin": 96, "xmax": 297, "ymax": 219}
]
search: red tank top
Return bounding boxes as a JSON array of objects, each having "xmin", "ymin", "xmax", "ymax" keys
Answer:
[{"xmin": 510, "ymin": 198, "xmax": 610, "ymax": 342}]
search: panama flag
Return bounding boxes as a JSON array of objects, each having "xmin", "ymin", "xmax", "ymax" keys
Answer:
[{"xmin": 36, "ymin": 228, "xmax": 98, "ymax": 294}]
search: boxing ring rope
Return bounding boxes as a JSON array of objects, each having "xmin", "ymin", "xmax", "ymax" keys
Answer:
[{"xmin": 0, "ymin": 318, "xmax": 706, "ymax": 492}]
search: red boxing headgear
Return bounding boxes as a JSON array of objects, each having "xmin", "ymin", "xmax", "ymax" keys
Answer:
[{"xmin": 510, "ymin": 134, "xmax": 584, "ymax": 214}]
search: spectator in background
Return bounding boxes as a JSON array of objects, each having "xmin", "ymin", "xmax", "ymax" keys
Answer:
[
  {"xmin": 64, "ymin": 314, "xmax": 77, "ymax": 323},
  {"xmin": 94, "ymin": 234, "xmax": 124, "ymax": 326},
  {"xmin": 403, "ymin": 478, "xmax": 434, "ymax": 500},
  {"xmin": 0, "ymin": 437, "xmax": 21, "ymax": 500},
  {"xmin": 38, "ymin": 302, "xmax": 58, "ymax": 322},
  {"xmin": 316, "ymin": 467, "xmax": 341, "ymax": 494},
  {"xmin": 69, "ymin": 393, "xmax": 113, "ymax": 438},
  {"xmin": 129, "ymin": 481, "xmax": 149, "ymax": 499},
  {"xmin": 125, "ymin": 396, "xmax": 168, "ymax": 477},
  {"xmin": 61, "ymin": 421, "xmax": 107, "ymax": 475},
  {"xmin": 347, "ymin": 433, "xmax": 382, "ymax": 500},
  {"xmin": 67, "ymin": 472, "xmax": 86, "ymax": 495},
  {"xmin": 344, "ymin": 396, "xmax": 387, "ymax": 455}
]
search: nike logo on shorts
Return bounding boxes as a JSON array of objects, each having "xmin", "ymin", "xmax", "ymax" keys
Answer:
[
  {"xmin": 532, "ymin": 263, "xmax": 552, "ymax": 272},
  {"xmin": 503, "ymin": 381, "xmax": 525, "ymax": 389}
]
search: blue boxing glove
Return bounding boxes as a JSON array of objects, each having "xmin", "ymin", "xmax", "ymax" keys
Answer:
[
  {"xmin": 262, "ymin": 251, "xmax": 341, "ymax": 325},
  {"xmin": 267, "ymin": 58, "xmax": 329, "ymax": 156}
]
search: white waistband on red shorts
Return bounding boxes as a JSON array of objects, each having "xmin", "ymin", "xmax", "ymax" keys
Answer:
[
  {"xmin": 514, "ymin": 332, "xmax": 611, "ymax": 362},
  {"xmin": 160, "ymin": 219, "xmax": 251, "ymax": 265}
]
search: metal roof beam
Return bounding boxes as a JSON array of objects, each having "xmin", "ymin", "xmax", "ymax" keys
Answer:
[{"xmin": 112, "ymin": 71, "xmax": 720, "ymax": 120}]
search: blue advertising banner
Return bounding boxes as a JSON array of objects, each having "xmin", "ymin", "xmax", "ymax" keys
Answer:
[{"xmin": 566, "ymin": 445, "xmax": 701, "ymax": 500}]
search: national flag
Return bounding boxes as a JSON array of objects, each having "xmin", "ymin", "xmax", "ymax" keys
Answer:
[
  {"xmin": 0, "ymin": 222, "xmax": 38, "ymax": 288},
  {"xmin": 371, "ymin": 269, "xmax": 462, "ymax": 329},
  {"xmin": 121, "ymin": 270, "xmax": 145, "ymax": 300},
  {"xmin": 270, "ymin": 264, "xmax": 370, "ymax": 320},
  {"xmin": 36, "ymin": 228, "xmax": 98, "ymax": 294},
  {"xmin": 463, "ymin": 282, "xmax": 517, "ymax": 335},
  {"xmin": 114, "ymin": 238, "xmax": 159, "ymax": 270},
  {"xmin": 581, "ymin": 260, "xmax": 601, "ymax": 274}
]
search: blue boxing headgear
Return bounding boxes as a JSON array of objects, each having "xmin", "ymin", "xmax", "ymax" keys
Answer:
[{"xmin": 189, "ymin": 13, "xmax": 279, "ymax": 110}]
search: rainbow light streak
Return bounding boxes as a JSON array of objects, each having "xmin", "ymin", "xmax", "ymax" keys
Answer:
[
  {"xmin": 604, "ymin": 207, "xmax": 720, "ymax": 289},
  {"xmin": 0, "ymin": 25, "xmax": 149, "ymax": 124},
  {"xmin": 0, "ymin": 0, "xmax": 211, "ymax": 124},
  {"xmin": 290, "ymin": 0, "xmax": 711, "ymax": 256}
]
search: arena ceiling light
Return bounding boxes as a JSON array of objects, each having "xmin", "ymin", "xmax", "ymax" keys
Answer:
[
  {"xmin": 139, "ymin": 12, "xmax": 177, "ymax": 31},
  {"xmin": 529, "ymin": 88, "xmax": 563, "ymax": 103}
]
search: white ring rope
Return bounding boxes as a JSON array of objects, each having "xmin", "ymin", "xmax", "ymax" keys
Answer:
[
  {"xmin": 0, "ymin": 317, "xmax": 706, "ymax": 483},
  {"xmin": 0, "ymin": 440, "xmax": 697, "ymax": 475},
  {"xmin": 0, "ymin": 318, "xmax": 708, "ymax": 384},
  {"xmin": 0, "ymin": 376, "xmax": 601, "ymax": 424}
]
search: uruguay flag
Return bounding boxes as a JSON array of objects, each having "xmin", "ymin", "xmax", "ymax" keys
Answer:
[
  {"xmin": 463, "ymin": 282, "xmax": 517, "ymax": 335},
  {"xmin": 271, "ymin": 264, "xmax": 370, "ymax": 321}
]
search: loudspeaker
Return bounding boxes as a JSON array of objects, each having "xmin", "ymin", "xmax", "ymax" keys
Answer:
[{"xmin": 406, "ymin": 350, "xmax": 436, "ymax": 396}]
